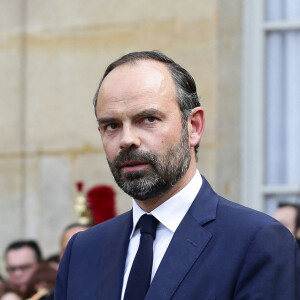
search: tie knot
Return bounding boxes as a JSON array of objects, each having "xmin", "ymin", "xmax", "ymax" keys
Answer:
[{"xmin": 139, "ymin": 214, "xmax": 158, "ymax": 239}]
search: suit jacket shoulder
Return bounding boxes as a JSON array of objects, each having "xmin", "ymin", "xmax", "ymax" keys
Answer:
[{"xmin": 146, "ymin": 176, "xmax": 300, "ymax": 300}]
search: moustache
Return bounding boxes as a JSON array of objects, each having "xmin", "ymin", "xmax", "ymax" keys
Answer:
[{"xmin": 114, "ymin": 150, "xmax": 157, "ymax": 169}]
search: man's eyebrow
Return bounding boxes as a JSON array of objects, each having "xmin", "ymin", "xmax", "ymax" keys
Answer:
[
  {"xmin": 97, "ymin": 117, "xmax": 117, "ymax": 125},
  {"xmin": 134, "ymin": 109, "xmax": 163, "ymax": 118},
  {"xmin": 97, "ymin": 109, "xmax": 164, "ymax": 124}
]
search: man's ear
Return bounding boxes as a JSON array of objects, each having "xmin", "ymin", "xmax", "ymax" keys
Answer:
[{"xmin": 189, "ymin": 107, "xmax": 205, "ymax": 147}]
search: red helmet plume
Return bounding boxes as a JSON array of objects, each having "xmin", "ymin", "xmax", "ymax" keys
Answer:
[{"xmin": 86, "ymin": 185, "xmax": 116, "ymax": 225}]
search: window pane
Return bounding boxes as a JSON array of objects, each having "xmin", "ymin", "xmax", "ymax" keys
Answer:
[
  {"xmin": 266, "ymin": 0, "xmax": 300, "ymax": 21},
  {"xmin": 265, "ymin": 32, "xmax": 286, "ymax": 185},
  {"xmin": 266, "ymin": 0, "xmax": 285, "ymax": 21},
  {"xmin": 265, "ymin": 31, "xmax": 300, "ymax": 185}
]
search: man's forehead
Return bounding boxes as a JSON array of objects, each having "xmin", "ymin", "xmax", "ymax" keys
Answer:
[
  {"xmin": 277, "ymin": 206, "xmax": 297, "ymax": 216},
  {"xmin": 96, "ymin": 59, "xmax": 178, "ymax": 117},
  {"xmin": 99, "ymin": 60, "xmax": 175, "ymax": 96},
  {"xmin": 6, "ymin": 247, "xmax": 35, "ymax": 261},
  {"xmin": 274, "ymin": 206, "xmax": 297, "ymax": 227},
  {"xmin": 104, "ymin": 59, "xmax": 171, "ymax": 79}
]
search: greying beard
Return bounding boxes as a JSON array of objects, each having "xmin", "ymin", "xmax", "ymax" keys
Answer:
[{"xmin": 107, "ymin": 124, "xmax": 191, "ymax": 200}]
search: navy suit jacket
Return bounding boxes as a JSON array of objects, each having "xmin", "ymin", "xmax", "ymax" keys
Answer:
[{"xmin": 55, "ymin": 177, "xmax": 300, "ymax": 299}]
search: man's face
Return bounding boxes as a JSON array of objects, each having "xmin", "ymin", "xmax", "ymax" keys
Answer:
[
  {"xmin": 6, "ymin": 246, "xmax": 38, "ymax": 292},
  {"xmin": 273, "ymin": 206, "xmax": 297, "ymax": 235},
  {"xmin": 96, "ymin": 60, "xmax": 192, "ymax": 201}
]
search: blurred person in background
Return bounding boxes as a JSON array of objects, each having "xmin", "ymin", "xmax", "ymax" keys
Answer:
[
  {"xmin": 5, "ymin": 240, "xmax": 42, "ymax": 296},
  {"xmin": 0, "ymin": 290, "xmax": 22, "ymax": 300},
  {"xmin": 0, "ymin": 275, "xmax": 6, "ymax": 297},
  {"xmin": 24, "ymin": 263, "xmax": 57, "ymax": 300},
  {"xmin": 273, "ymin": 203, "xmax": 300, "ymax": 248},
  {"xmin": 59, "ymin": 223, "xmax": 90, "ymax": 261},
  {"xmin": 0, "ymin": 274, "xmax": 22, "ymax": 300},
  {"xmin": 44, "ymin": 255, "xmax": 59, "ymax": 271},
  {"xmin": 0, "ymin": 280, "xmax": 23, "ymax": 300}
]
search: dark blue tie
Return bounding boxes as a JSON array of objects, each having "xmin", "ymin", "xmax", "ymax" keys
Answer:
[{"xmin": 124, "ymin": 214, "xmax": 158, "ymax": 300}]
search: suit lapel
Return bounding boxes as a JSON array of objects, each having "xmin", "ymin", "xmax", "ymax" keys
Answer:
[
  {"xmin": 98, "ymin": 211, "xmax": 133, "ymax": 300},
  {"xmin": 146, "ymin": 176, "xmax": 219, "ymax": 300}
]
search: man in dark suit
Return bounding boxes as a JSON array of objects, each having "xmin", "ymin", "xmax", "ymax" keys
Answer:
[{"xmin": 55, "ymin": 51, "xmax": 300, "ymax": 299}]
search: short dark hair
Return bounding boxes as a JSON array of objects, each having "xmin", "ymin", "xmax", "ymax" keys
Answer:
[
  {"xmin": 278, "ymin": 203, "xmax": 300, "ymax": 234},
  {"xmin": 5, "ymin": 240, "xmax": 42, "ymax": 263},
  {"xmin": 45, "ymin": 253, "xmax": 60, "ymax": 264},
  {"xmin": 93, "ymin": 50, "xmax": 201, "ymax": 154}
]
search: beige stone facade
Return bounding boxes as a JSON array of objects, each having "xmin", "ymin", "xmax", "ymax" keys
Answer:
[{"xmin": 0, "ymin": 0, "xmax": 242, "ymax": 260}]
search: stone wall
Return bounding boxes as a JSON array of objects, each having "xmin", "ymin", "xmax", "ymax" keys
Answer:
[{"xmin": 0, "ymin": 0, "xmax": 242, "ymax": 260}]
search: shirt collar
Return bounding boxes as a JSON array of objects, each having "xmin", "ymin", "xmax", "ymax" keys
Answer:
[{"xmin": 130, "ymin": 170, "xmax": 202, "ymax": 238}]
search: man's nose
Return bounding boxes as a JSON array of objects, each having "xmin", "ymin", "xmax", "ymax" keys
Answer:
[
  {"xmin": 119, "ymin": 125, "xmax": 140, "ymax": 150},
  {"xmin": 12, "ymin": 269, "xmax": 24, "ymax": 278}
]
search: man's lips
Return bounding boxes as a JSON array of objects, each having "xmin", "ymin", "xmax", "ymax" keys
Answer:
[{"xmin": 121, "ymin": 161, "xmax": 150, "ymax": 172}]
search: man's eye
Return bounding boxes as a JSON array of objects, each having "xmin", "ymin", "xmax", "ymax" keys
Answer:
[
  {"xmin": 106, "ymin": 123, "xmax": 118, "ymax": 131},
  {"xmin": 144, "ymin": 117, "xmax": 157, "ymax": 124}
]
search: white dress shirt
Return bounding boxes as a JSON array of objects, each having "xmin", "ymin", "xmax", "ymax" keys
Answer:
[{"xmin": 121, "ymin": 170, "xmax": 202, "ymax": 299}]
